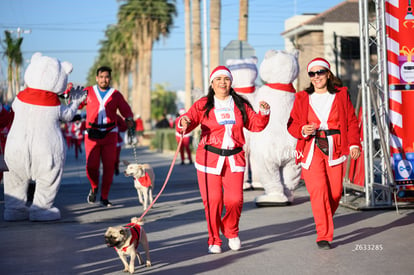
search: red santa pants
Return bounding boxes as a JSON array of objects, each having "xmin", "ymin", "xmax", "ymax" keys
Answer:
[
  {"xmin": 197, "ymin": 158, "xmax": 244, "ymax": 246},
  {"xmin": 73, "ymin": 138, "xmax": 83, "ymax": 159},
  {"xmin": 84, "ymin": 132, "xmax": 117, "ymax": 200},
  {"xmin": 302, "ymin": 147, "xmax": 343, "ymax": 242},
  {"xmin": 115, "ymin": 145, "xmax": 121, "ymax": 171},
  {"xmin": 176, "ymin": 136, "xmax": 192, "ymax": 163}
]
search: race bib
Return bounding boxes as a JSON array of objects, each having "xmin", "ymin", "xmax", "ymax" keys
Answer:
[{"xmin": 214, "ymin": 107, "xmax": 236, "ymax": 125}]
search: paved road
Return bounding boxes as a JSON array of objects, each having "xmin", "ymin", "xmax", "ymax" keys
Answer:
[{"xmin": 0, "ymin": 145, "xmax": 413, "ymax": 275}]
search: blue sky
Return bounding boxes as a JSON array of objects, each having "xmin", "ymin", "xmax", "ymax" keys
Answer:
[{"xmin": 0, "ymin": 0, "xmax": 344, "ymax": 91}]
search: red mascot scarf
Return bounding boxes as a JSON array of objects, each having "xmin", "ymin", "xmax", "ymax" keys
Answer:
[
  {"xmin": 265, "ymin": 83, "xmax": 296, "ymax": 93},
  {"xmin": 233, "ymin": 86, "xmax": 256, "ymax": 94},
  {"xmin": 17, "ymin": 87, "xmax": 61, "ymax": 106}
]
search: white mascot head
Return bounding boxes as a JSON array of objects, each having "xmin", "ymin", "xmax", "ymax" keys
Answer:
[
  {"xmin": 226, "ymin": 56, "xmax": 258, "ymax": 93},
  {"xmin": 259, "ymin": 50, "xmax": 299, "ymax": 84},
  {"xmin": 24, "ymin": 52, "xmax": 73, "ymax": 94}
]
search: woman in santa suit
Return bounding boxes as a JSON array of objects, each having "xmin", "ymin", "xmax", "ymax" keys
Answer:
[
  {"xmin": 287, "ymin": 57, "xmax": 361, "ymax": 250},
  {"xmin": 177, "ymin": 66, "xmax": 270, "ymax": 254}
]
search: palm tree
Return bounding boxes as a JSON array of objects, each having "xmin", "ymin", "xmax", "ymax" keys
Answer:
[
  {"xmin": 209, "ymin": 0, "xmax": 221, "ymax": 70},
  {"xmin": 191, "ymin": 0, "xmax": 203, "ymax": 94},
  {"xmin": 118, "ymin": 0, "xmax": 177, "ymax": 130},
  {"xmin": 2, "ymin": 31, "xmax": 23, "ymax": 102},
  {"xmin": 13, "ymin": 38, "xmax": 23, "ymax": 99},
  {"xmin": 102, "ymin": 24, "xmax": 134, "ymax": 100}
]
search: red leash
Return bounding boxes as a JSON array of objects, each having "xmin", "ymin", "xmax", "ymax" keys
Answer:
[{"xmin": 137, "ymin": 136, "xmax": 183, "ymax": 222}]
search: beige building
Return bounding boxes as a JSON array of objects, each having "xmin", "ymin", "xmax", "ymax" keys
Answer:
[{"xmin": 282, "ymin": 0, "xmax": 363, "ymax": 105}]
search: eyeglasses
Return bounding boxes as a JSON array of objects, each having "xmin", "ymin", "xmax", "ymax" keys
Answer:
[{"xmin": 308, "ymin": 69, "xmax": 328, "ymax": 78}]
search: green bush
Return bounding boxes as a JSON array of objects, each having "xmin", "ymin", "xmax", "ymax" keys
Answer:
[{"xmin": 151, "ymin": 129, "xmax": 178, "ymax": 152}]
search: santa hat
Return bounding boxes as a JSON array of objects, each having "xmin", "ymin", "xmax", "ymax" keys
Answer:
[
  {"xmin": 209, "ymin": 66, "xmax": 233, "ymax": 83},
  {"xmin": 307, "ymin": 57, "xmax": 330, "ymax": 72}
]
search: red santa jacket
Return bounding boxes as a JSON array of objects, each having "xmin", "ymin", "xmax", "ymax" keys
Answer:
[
  {"xmin": 176, "ymin": 96, "xmax": 269, "ymax": 175},
  {"xmin": 71, "ymin": 121, "xmax": 86, "ymax": 140},
  {"xmin": 287, "ymin": 86, "xmax": 361, "ymax": 165},
  {"xmin": 81, "ymin": 85, "xmax": 133, "ymax": 132}
]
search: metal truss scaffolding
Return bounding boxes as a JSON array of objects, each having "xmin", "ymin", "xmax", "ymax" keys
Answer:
[{"xmin": 342, "ymin": 0, "xmax": 397, "ymax": 210}]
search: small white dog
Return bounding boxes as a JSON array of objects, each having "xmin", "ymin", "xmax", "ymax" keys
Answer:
[
  {"xmin": 124, "ymin": 162, "xmax": 155, "ymax": 211},
  {"xmin": 104, "ymin": 217, "xmax": 151, "ymax": 274}
]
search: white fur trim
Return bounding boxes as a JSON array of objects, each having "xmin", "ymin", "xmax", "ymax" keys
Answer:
[
  {"xmin": 210, "ymin": 69, "xmax": 233, "ymax": 83},
  {"xmin": 307, "ymin": 60, "xmax": 330, "ymax": 72}
]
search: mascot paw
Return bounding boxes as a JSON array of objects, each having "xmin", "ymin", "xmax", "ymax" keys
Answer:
[
  {"xmin": 70, "ymin": 86, "xmax": 87, "ymax": 105},
  {"xmin": 4, "ymin": 207, "xmax": 29, "ymax": 221},
  {"xmin": 243, "ymin": 182, "xmax": 252, "ymax": 191},
  {"xmin": 29, "ymin": 206, "xmax": 61, "ymax": 221},
  {"xmin": 255, "ymin": 193, "xmax": 291, "ymax": 207},
  {"xmin": 251, "ymin": 181, "xmax": 264, "ymax": 190}
]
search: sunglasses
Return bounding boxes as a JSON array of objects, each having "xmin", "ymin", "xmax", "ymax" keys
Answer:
[{"xmin": 308, "ymin": 69, "xmax": 328, "ymax": 77}]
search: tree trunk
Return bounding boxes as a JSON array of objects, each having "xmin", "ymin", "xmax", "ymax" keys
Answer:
[
  {"xmin": 7, "ymin": 59, "xmax": 13, "ymax": 102},
  {"xmin": 141, "ymin": 39, "xmax": 153, "ymax": 131},
  {"xmin": 14, "ymin": 65, "xmax": 20, "ymax": 96},
  {"xmin": 210, "ymin": 0, "xmax": 221, "ymax": 70},
  {"xmin": 131, "ymin": 37, "xmax": 141, "ymax": 120},
  {"xmin": 192, "ymin": 0, "xmax": 204, "ymax": 94},
  {"xmin": 239, "ymin": 0, "xmax": 248, "ymax": 41},
  {"xmin": 184, "ymin": 0, "xmax": 193, "ymax": 110},
  {"xmin": 119, "ymin": 62, "xmax": 129, "ymax": 102}
]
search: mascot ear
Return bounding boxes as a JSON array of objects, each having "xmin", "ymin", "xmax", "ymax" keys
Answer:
[
  {"xmin": 264, "ymin": 49, "xmax": 277, "ymax": 59},
  {"xmin": 61, "ymin": 61, "xmax": 73, "ymax": 74},
  {"xmin": 30, "ymin": 52, "xmax": 43, "ymax": 62},
  {"xmin": 248, "ymin": 56, "xmax": 258, "ymax": 65},
  {"xmin": 291, "ymin": 49, "xmax": 299, "ymax": 59}
]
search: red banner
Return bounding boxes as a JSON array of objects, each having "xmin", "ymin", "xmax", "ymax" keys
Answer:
[{"xmin": 386, "ymin": 0, "xmax": 414, "ymax": 201}]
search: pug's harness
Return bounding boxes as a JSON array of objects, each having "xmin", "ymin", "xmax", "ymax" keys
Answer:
[{"xmin": 119, "ymin": 223, "xmax": 142, "ymax": 252}]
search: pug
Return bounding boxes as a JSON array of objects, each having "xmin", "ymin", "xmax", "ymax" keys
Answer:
[
  {"xmin": 104, "ymin": 217, "xmax": 151, "ymax": 274},
  {"xmin": 123, "ymin": 162, "xmax": 155, "ymax": 211}
]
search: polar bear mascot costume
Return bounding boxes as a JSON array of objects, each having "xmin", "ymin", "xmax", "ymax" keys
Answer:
[
  {"xmin": 226, "ymin": 57, "xmax": 259, "ymax": 190},
  {"xmin": 250, "ymin": 50, "xmax": 302, "ymax": 206},
  {"xmin": 3, "ymin": 52, "xmax": 86, "ymax": 221}
]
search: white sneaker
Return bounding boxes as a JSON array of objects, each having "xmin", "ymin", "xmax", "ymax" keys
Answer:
[
  {"xmin": 208, "ymin": 245, "xmax": 222, "ymax": 254},
  {"xmin": 228, "ymin": 237, "xmax": 241, "ymax": 251}
]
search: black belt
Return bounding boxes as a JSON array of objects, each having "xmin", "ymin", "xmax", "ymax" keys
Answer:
[
  {"xmin": 204, "ymin": 145, "xmax": 242, "ymax": 156},
  {"xmin": 315, "ymin": 129, "xmax": 340, "ymax": 138},
  {"xmin": 88, "ymin": 122, "xmax": 115, "ymax": 129}
]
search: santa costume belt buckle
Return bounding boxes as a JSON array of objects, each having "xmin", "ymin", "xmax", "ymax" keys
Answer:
[
  {"xmin": 204, "ymin": 145, "xmax": 242, "ymax": 156},
  {"xmin": 316, "ymin": 129, "xmax": 340, "ymax": 138}
]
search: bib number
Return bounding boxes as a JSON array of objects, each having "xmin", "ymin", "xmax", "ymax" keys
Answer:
[{"xmin": 215, "ymin": 107, "xmax": 235, "ymax": 125}]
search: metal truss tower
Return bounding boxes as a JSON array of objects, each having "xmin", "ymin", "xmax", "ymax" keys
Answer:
[{"xmin": 343, "ymin": 0, "xmax": 396, "ymax": 209}]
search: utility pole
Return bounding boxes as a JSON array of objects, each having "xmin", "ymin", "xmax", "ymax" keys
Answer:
[{"xmin": 202, "ymin": 0, "xmax": 209, "ymax": 95}]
